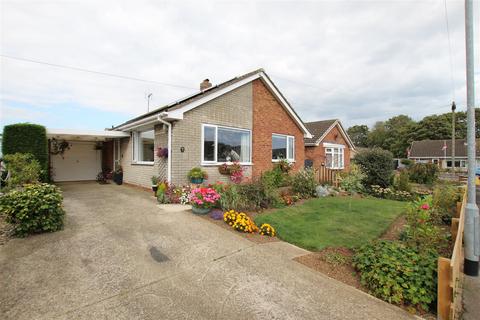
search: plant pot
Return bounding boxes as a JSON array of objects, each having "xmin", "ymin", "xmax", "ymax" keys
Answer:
[
  {"xmin": 113, "ymin": 172, "xmax": 123, "ymax": 185},
  {"xmin": 190, "ymin": 177, "xmax": 204, "ymax": 184},
  {"xmin": 152, "ymin": 185, "xmax": 158, "ymax": 193},
  {"xmin": 192, "ymin": 207, "xmax": 211, "ymax": 215}
]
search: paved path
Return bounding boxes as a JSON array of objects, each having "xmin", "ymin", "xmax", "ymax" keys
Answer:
[{"xmin": 0, "ymin": 182, "xmax": 415, "ymax": 320}]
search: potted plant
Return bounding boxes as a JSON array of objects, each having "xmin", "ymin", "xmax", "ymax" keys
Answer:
[
  {"xmin": 151, "ymin": 176, "xmax": 159, "ymax": 193},
  {"xmin": 189, "ymin": 187, "xmax": 220, "ymax": 215},
  {"xmin": 188, "ymin": 167, "xmax": 208, "ymax": 184},
  {"xmin": 113, "ymin": 166, "xmax": 123, "ymax": 185}
]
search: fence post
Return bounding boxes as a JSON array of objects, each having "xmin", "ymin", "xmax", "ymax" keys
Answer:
[{"xmin": 438, "ymin": 257, "xmax": 453, "ymax": 320}]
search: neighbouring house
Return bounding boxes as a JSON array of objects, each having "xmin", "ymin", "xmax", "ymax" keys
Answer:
[
  {"xmin": 408, "ymin": 139, "xmax": 480, "ymax": 171},
  {"xmin": 47, "ymin": 69, "xmax": 313, "ymax": 187},
  {"xmin": 304, "ymin": 119, "xmax": 355, "ymax": 171}
]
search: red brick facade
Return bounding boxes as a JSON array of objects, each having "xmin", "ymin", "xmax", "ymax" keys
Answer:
[
  {"xmin": 252, "ymin": 79, "xmax": 305, "ymax": 177},
  {"xmin": 304, "ymin": 124, "xmax": 351, "ymax": 170}
]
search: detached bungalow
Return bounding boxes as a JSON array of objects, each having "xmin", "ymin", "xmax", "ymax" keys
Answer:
[
  {"xmin": 304, "ymin": 119, "xmax": 355, "ymax": 171},
  {"xmin": 408, "ymin": 139, "xmax": 480, "ymax": 171},
  {"xmin": 47, "ymin": 69, "xmax": 313, "ymax": 187}
]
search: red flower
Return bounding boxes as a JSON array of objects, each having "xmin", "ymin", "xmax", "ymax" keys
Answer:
[{"xmin": 420, "ymin": 204, "xmax": 430, "ymax": 210}]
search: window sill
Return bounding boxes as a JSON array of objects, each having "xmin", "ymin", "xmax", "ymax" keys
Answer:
[
  {"xmin": 132, "ymin": 161, "xmax": 154, "ymax": 166},
  {"xmin": 201, "ymin": 162, "xmax": 253, "ymax": 166},
  {"xmin": 272, "ymin": 159, "xmax": 295, "ymax": 163}
]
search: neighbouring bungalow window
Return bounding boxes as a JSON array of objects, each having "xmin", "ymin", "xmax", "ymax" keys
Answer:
[
  {"xmin": 446, "ymin": 160, "xmax": 466, "ymax": 168},
  {"xmin": 202, "ymin": 124, "xmax": 251, "ymax": 164},
  {"xmin": 132, "ymin": 129, "xmax": 155, "ymax": 163},
  {"xmin": 325, "ymin": 146, "xmax": 344, "ymax": 169},
  {"xmin": 272, "ymin": 134, "xmax": 295, "ymax": 161}
]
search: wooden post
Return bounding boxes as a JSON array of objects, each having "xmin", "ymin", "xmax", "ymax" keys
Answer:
[
  {"xmin": 438, "ymin": 257, "xmax": 453, "ymax": 320},
  {"xmin": 451, "ymin": 218, "xmax": 459, "ymax": 241},
  {"xmin": 455, "ymin": 202, "xmax": 462, "ymax": 218}
]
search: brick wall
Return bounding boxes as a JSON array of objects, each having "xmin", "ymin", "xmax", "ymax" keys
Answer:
[
  {"xmin": 170, "ymin": 83, "xmax": 253, "ymax": 186},
  {"xmin": 252, "ymin": 79, "xmax": 305, "ymax": 177},
  {"xmin": 119, "ymin": 124, "xmax": 168, "ymax": 188},
  {"xmin": 304, "ymin": 124, "xmax": 351, "ymax": 170}
]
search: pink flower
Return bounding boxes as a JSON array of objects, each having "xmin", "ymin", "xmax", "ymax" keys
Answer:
[{"xmin": 420, "ymin": 204, "xmax": 430, "ymax": 210}]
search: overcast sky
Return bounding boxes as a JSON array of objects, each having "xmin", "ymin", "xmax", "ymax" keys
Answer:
[{"xmin": 1, "ymin": 0, "xmax": 479, "ymax": 130}]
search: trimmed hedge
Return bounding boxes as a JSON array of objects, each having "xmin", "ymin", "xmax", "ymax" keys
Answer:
[{"xmin": 2, "ymin": 123, "xmax": 48, "ymax": 181}]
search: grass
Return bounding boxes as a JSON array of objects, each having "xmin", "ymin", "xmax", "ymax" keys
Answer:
[{"xmin": 254, "ymin": 196, "xmax": 406, "ymax": 251}]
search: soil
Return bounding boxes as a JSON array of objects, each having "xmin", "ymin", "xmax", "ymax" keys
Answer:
[
  {"xmin": 380, "ymin": 215, "xmax": 407, "ymax": 241},
  {"xmin": 294, "ymin": 247, "xmax": 363, "ymax": 290},
  {"xmin": 0, "ymin": 215, "xmax": 13, "ymax": 245}
]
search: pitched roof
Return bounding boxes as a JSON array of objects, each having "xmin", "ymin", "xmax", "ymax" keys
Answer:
[
  {"xmin": 112, "ymin": 69, "xmax": 312, "ymax": 138},
  {"xmin": 409, "ymin": 139, "xmax": 480, "ymax": 158},
  {"xmin": 304, "ymin": 119, "xmax": 337, "ymax": 144}
]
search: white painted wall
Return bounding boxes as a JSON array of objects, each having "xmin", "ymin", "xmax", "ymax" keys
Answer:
[{"xmin": 51, "ymin": 141, "xmax": 101, "ymax": 181}]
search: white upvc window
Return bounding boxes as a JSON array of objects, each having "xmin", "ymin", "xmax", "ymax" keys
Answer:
[
  {"xmin": 201, "ymin": 124, "xmax": 252, "ymax": 165},
  {"xmin": 324, "ymin": 143, "xmax": 344, "ymax": 169},
  {"xmin": 132, "ymin": 128, "xmax": 155, "ymax": 164},
  {"xmin": 272, "ymin": 134, "xmax": 295, "ymax": 162}
]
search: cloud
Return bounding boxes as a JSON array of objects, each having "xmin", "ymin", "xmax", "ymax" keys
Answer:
[{"xmin": 1, "ymin": 0, "xmax": 479, "ymax": 130}]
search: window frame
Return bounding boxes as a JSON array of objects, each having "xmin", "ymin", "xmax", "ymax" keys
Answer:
[
  {"xmin": 132, "ymin": 129, "xmax": 155, "ymax": 165},
  {"xmin": 324, "ymin": 143, "xmax": 345, "ymax": 169},
  {"xmin": 201, "ymin": 123, "xmax": 252, "ymax": 165},
  {"xmin": 271, "ymin": 133, "xmax": 295, "ymax": 162}
]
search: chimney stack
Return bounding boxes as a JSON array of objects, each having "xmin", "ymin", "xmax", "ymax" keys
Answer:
[{"xmin": 200, "ymin": 79, "xmax": 212, "ymax": 91}]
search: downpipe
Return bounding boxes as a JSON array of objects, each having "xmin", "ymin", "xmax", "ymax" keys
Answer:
[{"xmin": 157, "ymin": 114, "xmax": 172, "ymax": 183}]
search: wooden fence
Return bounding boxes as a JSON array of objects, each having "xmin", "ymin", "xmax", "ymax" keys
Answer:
[
  {"xmin": 437, "ymin": 190, "xmax": 466, "ymax": 320},
  {"xmin": 314, "ymin": 166, "xmax": 340, "ymax": 187}
]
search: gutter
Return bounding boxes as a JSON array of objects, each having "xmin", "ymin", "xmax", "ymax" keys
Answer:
[{"xmin": 157, "ymin": 113, "xmax": 172, "ymax": 183}]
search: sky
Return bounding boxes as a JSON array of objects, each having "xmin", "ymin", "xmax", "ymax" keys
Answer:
[{"xmin": 1, "ymin": 0, "xmax": 480, "ymax": 131}]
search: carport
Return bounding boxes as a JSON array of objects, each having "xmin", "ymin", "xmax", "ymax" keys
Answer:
[{"xmin": 47, "ymin": 129, "xmax": 129, "ymax": 182}]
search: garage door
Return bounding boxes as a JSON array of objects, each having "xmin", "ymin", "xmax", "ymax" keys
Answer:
[{"xmin": 51, "ymin": 141, "xmax": 101, "ymax": 182}]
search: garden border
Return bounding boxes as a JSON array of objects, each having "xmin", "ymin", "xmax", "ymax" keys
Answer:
[{"xmin": 437, "ymin": 189, "xmax": 466, "ymax": 320}]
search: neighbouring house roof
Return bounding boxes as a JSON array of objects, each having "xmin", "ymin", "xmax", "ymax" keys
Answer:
[
  {"xmin": 112, "ymin": 69, "xmax": 313, "ymax": 138},
  {"xmin": 409, "ymin": 139, "xmax": 480, "ymax": 158},
  {"xmin": 304, "ymin": 119, "xmax": 355, "ymax": 149}
]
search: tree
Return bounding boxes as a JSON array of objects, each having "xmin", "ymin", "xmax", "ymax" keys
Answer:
[
  {"xmin": 383, "ymin": 115, "xmax": 416, "ymax": 158},
  {"xmin": 347, "ymin": 125, "xmax": 369, "ymax": 147},
  {"xmin": 367, "ymin": 121, "xmax": 388, "ymax": 150}
]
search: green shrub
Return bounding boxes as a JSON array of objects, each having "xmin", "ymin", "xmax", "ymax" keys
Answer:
[
  {"xmin": 400, "ymin": 159, "xmax": 413, "ymax": 167},
  {"xmin": 3, "ymin": 153, "xmax": 41, "ymax": 190},
  {"xmin": 2, "ymin": 123, "xmax": 48, "ymax": 181},
  {"xmin": 408, "ymin": 163, "xmax": 438, "ymax": 184},
  {"xmin": 353, "ymin": 240, "xmax": 437, "ymax": 311},
  {"xmin": 187, "ymin": 167, "xmax": 207, "ymax": 180},
  {"xmin": 0, "ymin": 183, "xmax": 65, "ymax": 237},
  {"xmin": 339, "ymin": 164, "xmax": 365, "ymax": 194},
  {"xmin": 370, "ymin": 185, "xmax": 413, "ymax": 201},
  {"xmin": 218, "ymin": 184, "xmax": 242, "ymax": 211},
  {"xmin": 291, "ymin": 168, "xmax": 316, "ymax": 198},
  {"xmin": 353, "ymin": 148, "xmax": 394, "ymax": 188},
  {"xmin": 237, "ymin": 180, "xmax": 282, "ymax": 211},
  {"xmin": 393, "ymin": 170, "xmax": 411, "ymax": 192},
  {"xmin": 261, "ymin": 167, "xmax": 288, "ymax": 189},
  {"xmin": 432, "ymin": 184, "xmax": 463, "ymax": 224}
]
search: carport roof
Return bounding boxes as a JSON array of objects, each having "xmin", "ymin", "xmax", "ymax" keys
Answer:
[{"xmin": 47, "ymin": 128, "xmax": 129, "ymax": 141}]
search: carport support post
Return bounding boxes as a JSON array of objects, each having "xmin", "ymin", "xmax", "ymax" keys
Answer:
[
  {"xmin": 157, "ymin": 115, "xmax": 172, "ymax": 183},
  {"xmin": 464, "ymin": 0, "xmax": 479, "ymax": 276}
]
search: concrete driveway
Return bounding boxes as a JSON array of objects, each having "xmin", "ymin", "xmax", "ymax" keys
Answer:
[{"xmin": 0, "ymin": 182, "xmax": 415, "ymax": 320}]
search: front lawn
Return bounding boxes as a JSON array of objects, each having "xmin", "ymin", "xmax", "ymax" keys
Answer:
[{"xmin": 254, "ymin": 196, "xmax": 406, "ymax": 251}]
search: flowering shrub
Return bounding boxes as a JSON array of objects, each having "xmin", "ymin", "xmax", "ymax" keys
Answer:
[
  {"xmin": 223, "ymin": 210, "xmax": 258, "ymax": 233},
  {"xmin": 259, "ymin": 223, "xmax": 276, "ymax": 237},
  {"xmin": 156, "ymin": 147, "xmax": 168, "ymax": 158},
  {"xmin": 370, "ymin": 185, "xmax": 412, "ymax": 201},
  {"xmin": 403, "ymin": 196, "xmax": 447, "ymax": 253},
  {"xmin": 275, "ymin": 159, "xmax": 293, "ymax": 173},
  {"xmin": 189, "ymin": 187, "xmax": 220, "ymax": 209}
]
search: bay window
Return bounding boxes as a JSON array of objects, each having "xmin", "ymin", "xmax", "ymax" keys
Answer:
[
  {"xmin": 202, "ymin": 124, "xmax": 251, "ymax": 164},
  {"xmin": 272, "ymin": 134, "xmax": 295, "ymax": 161},
  {"xmin": 324, "ymin": 143, "xmax": 344, "ymax": 169},
  {"xmin": 132, "ymin": 129, "xmax": 155, "ymax": 164}
]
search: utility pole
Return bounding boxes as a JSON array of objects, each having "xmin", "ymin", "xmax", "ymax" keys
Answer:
[
  {"xmin": 452, "ymin": 101, "xmax": 456, "ymax": 172},
  {"xmin": 464, "ymin": 0, "xmax": 479, "ymax": 276}
]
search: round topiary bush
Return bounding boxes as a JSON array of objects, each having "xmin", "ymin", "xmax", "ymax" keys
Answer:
[
  {"xmin": 353, "ymin": 147, "xmax": 394, "ymax": 188},
  {"xmin": 0, "ymin": 183, "xmax": 65, "ymax": 237}
]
